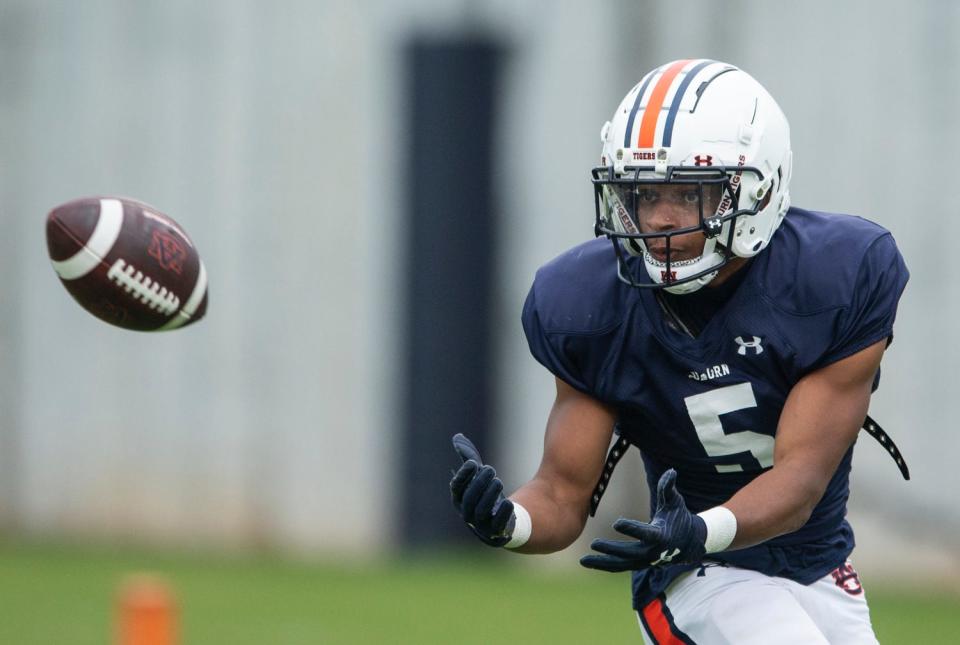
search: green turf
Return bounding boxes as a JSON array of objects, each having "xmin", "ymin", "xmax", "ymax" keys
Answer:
[{"xmin": 0, "ymin": 540, "xmax": 956, "ymax": 644}]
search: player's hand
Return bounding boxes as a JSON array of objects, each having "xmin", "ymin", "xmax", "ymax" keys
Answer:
[
  {"xmin": 449, "ymin": 433, "xmax": 516, "ymax": 547},
  {"xmin": 580, "ymin": 469, "xmax": 706, "ymax": 572}
]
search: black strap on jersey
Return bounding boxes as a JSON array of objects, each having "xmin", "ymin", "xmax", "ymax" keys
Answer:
[
  {"xmin": 862, "ymin": 414, "xmax": 910, "ymax": 480},
  {"xmin": 589, "ymin": 432, "xmax": 632, "ymax": 517},
  {"xmin": 588, "ymin": 415, "xmax": 909, "ymax": 517}
]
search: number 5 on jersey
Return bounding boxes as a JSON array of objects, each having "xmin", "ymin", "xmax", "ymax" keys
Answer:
[{"xmin": 684, "ymin": 382, "xmax": 774, "ymax": 473}]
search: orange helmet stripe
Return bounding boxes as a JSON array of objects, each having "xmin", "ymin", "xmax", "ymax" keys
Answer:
[{"xmin": 636, "ymin": 59, "xmax": 690, "ymax": 148}]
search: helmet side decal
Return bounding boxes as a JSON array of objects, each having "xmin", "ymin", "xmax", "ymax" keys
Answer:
[
  {"xmin": 613, "ymin": 198, "xmax": 639, "ymax": 235},
  {"xmin": 636, "ymin": 59, "xmax": 690, "ymax": 148},
  {"xmin": 688, "ymin": 67, "xmax": 738, "ymax": 113},
  {"xmin": 660, "ymin": 60, "xmax": 714, "ymax": 147}
]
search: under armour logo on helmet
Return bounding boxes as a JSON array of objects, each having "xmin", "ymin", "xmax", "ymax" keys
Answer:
[
  {"xmin": 694, "ymin": 154, "xmax": 714, "ymax": 166},
  {"xmin": 704, "ymin": 217, "xmax": 723, "ymax": 238},
  {"xmin": 735, "ymin": 336, "xmax": 763, "ymax": 356}
]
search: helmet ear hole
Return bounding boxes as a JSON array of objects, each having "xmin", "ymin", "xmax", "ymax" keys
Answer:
[{"xmin": 759, "ymin": 189, "xmax": 772, "ymax": 210}]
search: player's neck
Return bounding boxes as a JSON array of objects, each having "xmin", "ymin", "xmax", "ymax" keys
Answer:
[{"xmin": 708, "ymin": 256, "xmax": 749, "ymax": 288}]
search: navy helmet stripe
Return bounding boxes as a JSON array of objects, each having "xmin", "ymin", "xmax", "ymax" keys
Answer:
[
  {"xmin": 661, "ymin": 60, "xmax": 714, "ymax": 147},
  {"xmin": 622, "ymin": 69, "xmax": 660, "ymax": 148},
  {"xmin": 689, "ymin": 66, "xmax": 737, "ymax": 113}
]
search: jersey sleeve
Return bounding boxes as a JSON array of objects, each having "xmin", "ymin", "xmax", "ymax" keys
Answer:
[
  {"xmin": 816, "ymin": 233, "xmax": 909, "ymax": 368},
  {"xmin": 521, "ymin": 283, "xmax": 593, "ymax": 393}
]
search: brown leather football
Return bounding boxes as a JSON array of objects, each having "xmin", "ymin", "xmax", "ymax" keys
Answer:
[{"xmin": 46, "ymin": 196, "xmax": 208, "ymax": 331}]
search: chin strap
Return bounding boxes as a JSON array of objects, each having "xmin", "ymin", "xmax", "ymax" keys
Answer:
[{"xmin": 589, "ymin": 415, "xmax": 909, "ymax": 517}]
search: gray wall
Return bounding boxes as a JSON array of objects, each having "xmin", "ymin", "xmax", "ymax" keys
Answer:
[
  {"xmin": 0, "ymin": 0, "xmax": 392, "ymax": 553},
  {"xmin": 0, "ymin": 1, "xmax": 956, "ymax": 577}
]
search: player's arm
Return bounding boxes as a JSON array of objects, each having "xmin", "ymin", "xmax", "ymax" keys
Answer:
[
  {"xmin": 723, "ymin": 337, "xmax": 888, "ymax": 548},
  {"xmin": 450, "ymin": 377, "xmax": 616, "ymax": 553},
  {"xmin": 508, "ymin": 378, "xmax": 617, "ymax": 553}
]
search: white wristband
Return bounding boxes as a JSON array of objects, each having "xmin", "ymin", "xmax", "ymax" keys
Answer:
[
  {"xmin": 697, "ymin": 506, "xmax": 737, "ymax": 553},
  {"xmin": 504, "ymin": 502, "xmax": 532, "ymax": 549}
]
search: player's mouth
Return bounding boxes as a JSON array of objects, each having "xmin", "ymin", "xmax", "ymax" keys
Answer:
[
  {"xmin": 647, "ymin": 246, "xmax": 679, "ymax": 263},
  {"xmin": 646, "ymin": 245, "xmax": 703, "ymax": 264}
]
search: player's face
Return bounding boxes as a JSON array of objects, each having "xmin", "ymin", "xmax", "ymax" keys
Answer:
[{"xmin": 631, "ymin": 183, "xmax": 723, "ymax": 262}]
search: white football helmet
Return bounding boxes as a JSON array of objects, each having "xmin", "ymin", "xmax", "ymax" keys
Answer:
[{"xmin": 593, "ymin": 59, "xmax": 793, "ymax": 294}]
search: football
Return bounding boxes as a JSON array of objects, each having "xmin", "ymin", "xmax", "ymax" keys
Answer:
[{"xmin": 46, "ymin": 196, "xmax": 208, "ymax": 331}]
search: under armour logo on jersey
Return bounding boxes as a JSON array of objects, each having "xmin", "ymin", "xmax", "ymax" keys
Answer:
[
  {"xmin": 652, "ymin": 548, "xmax": 680, "ymax": 566},
  {"xmin": 735, "ymin": 336, "xmax": 763, "ymax": 355}
]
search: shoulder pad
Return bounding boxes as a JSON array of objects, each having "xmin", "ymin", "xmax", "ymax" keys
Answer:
[
  {"xmin": 758, "ymin": 208, "xmax": 895, "ymax": 314},
  {"xmin": 529, "ymin": 238, "xmax": 628, "ymax": 335}
]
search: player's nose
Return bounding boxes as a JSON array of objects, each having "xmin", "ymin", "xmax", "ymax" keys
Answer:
[{"xmin": 643, "ymin": 201, "xmax": 687, "ymax": 232}]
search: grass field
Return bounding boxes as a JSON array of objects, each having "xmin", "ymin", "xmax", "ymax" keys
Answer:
[{"xmin": 0, "ymin": 540, "xmax": 956, "ymax": 644}]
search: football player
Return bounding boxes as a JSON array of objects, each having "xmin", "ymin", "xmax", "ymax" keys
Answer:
[{"xmin": 449, "ymin": 59, "xmax": 909, "ymax": 644}]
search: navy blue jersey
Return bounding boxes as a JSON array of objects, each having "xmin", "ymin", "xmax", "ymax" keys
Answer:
[{"xmin": 521, "ymin": 207, "xmax": 909, "ymax": 609}]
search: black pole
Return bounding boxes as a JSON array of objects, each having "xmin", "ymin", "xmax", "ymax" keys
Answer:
[{"xmin": 401, "ymin": 37, "xmax": 503, "ymax": 547}]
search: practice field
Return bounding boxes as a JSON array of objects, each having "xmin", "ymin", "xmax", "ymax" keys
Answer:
[{"xmin": 0, "ymin": 540, "xmax": 956, "ymax": 644}]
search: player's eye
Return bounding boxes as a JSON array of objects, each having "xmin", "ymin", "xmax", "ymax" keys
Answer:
[
  {"xmin": 635, "ymin": 189, "xmax": 658, "ymax": 203},
  {"xmin": 681, "ymin": 189, "xmax": 701, "ymax": 205}
]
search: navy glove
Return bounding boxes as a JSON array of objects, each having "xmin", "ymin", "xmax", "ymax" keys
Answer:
[
  {"xmin": 450, "ymin": 433, "xmax": 516, "ymax": 547},
  {"xmin": 580, "ymin": 469, "xmax": 706, "ymax": 572}
]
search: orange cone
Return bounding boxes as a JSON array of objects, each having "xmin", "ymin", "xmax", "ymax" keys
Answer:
[{"xmin": 116, "ymin": 574, "xmax": 178, "ymax": 645}]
